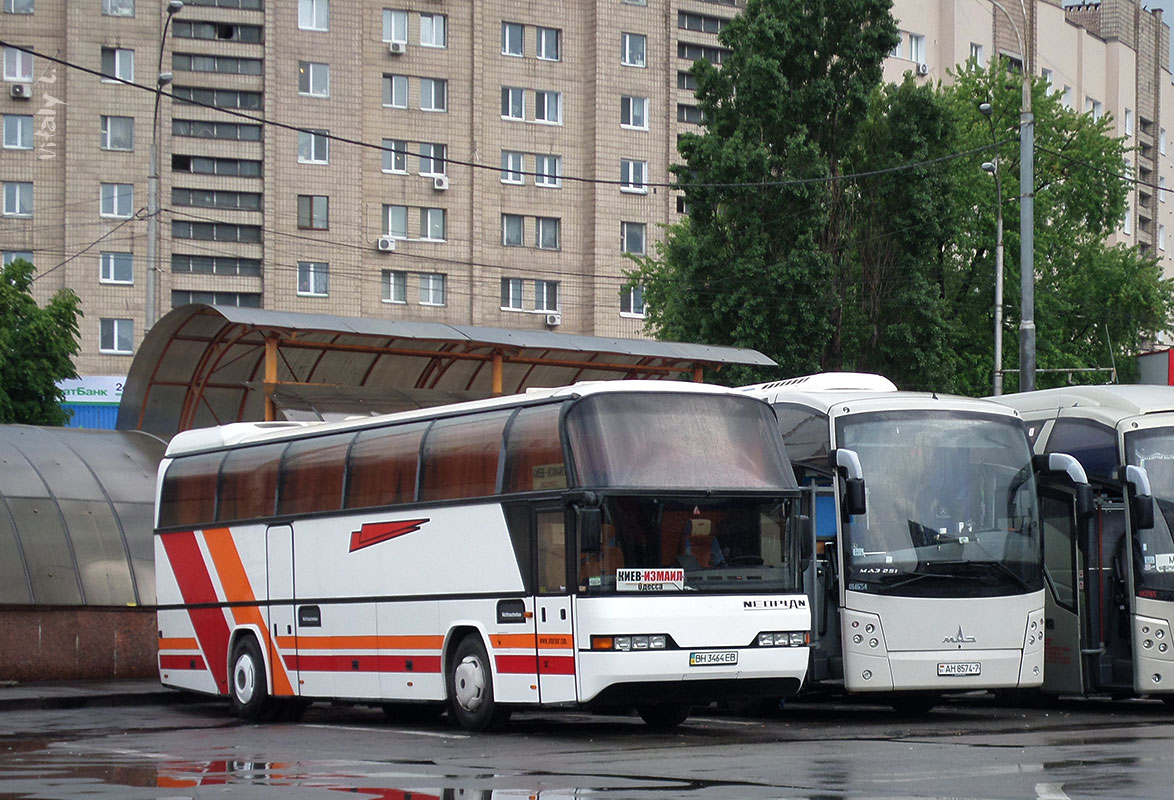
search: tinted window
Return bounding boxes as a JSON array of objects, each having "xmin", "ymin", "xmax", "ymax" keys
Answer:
[
  {"xmin": 419, "ymin": 411, "xmax": 512, "ymax": 501},
  {"xmin": 217, "ymin": 443, "xmax": 283, "ymax": 522},
  {"xmin": 1045, "ymin": 419, "xmax": 1119, "ymax": 480},
  {"xmin": 502, "ymin": 404, "xmax": 566, "ymax": 493},
  {"xmin": 772, "ymin": 403, "xmax": 829, "ymax": 468},
  {"xmin": 158, "ymin": 451, "xmax": 224, "ymax": 528},
  {"xmin": 345, "ymin": 422, "xmax": 426, "ymax": 509},
  {"xmin": 278, "ymin": 433, "xmax": 351, "ymax": 516}
]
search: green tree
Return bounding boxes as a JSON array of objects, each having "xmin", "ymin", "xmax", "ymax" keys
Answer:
[
  {"xmin": 941, "ymin": 62, "xmax": 1174, "ymax": 394},
  {"xmin": 632, "ymin": 0, "xmax": 900, "ymax": 384},
  {"xmin": 0, "ymin": 258, "xmax": 82, "ymax": 425}
]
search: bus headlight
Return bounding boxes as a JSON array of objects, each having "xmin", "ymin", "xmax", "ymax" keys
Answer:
[
  {"xmin": 591, "ymin": 634, "xmax": 668, "ymax": 651},
  {"xmin": 757, "ymin": 631, "xmax": 810, "ymax": 647}
]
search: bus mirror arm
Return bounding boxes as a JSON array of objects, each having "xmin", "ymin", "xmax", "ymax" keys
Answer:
[
  {"xmin": 1033, "ymin": 453, "xmax": 1093, "ymax": 518},
  {"xmin": 1118, "ymin": 464, "xmax": 1155, "ymax": 531},
  {"xmin": 797, "ymin": 514, "xmax": 813, "ymax": 569},
  {"xmin": 577, "ymin": 506, "xmax": 602, "ymax": 552},
  {"xmin": 829, "ymin": 449, "xmax": 867, "ymax": 517}
]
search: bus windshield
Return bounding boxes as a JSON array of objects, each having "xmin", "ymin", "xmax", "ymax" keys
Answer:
[
  {"xmin": 577, "ymin": 495, "xmax": 799, "ymax": 595},
  {"xmin": 837, "ymin": 411, "xmax": 1043, "ymax": 598},
  {"xmin": 1125, "ymin": 427, "xmax": 1174, "ymax": 598}
]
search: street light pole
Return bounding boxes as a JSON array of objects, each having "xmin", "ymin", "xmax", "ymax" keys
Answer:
[
  {"xmin": 146, "ymin": 0, "xmax": 183, "ymax": 332},
  {"xmin": 980, "ymin": 103, "xmax": 1004, "ymax": 397}
]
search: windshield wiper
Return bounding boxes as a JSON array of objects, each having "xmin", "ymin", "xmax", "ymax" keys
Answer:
[
  {"xmin": 878, "ymin": 569, "xmax": 983, "ymax": 592},
  {"xmin": 918, "ymin": 558, "xmax": 1032, "ymax": 592}
]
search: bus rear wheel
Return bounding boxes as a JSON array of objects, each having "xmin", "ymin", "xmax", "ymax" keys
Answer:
[
  {"xmin": 637, "ymin": 703, "xmax": 691, "ymax": 728},
  {"xmin": 229, "ymin": 637, "xmax": 273, "ymax": 722},
  {"xmin": 447, "ymin": 635, "xmax": 511, "ymax": 732}
]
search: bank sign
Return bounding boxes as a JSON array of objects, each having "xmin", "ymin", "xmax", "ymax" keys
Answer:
[{"xmin": 57, "ymin": 376, "xmax": 125, "ymax": 405}]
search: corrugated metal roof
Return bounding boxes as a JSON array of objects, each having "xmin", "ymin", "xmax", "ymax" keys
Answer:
[{"xmin": 117, "ymin": 305, "xmax": 776, "ymax": 438}]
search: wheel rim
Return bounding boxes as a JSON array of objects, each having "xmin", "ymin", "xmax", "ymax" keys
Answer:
[
  {"xmin": 233, "ymin": 652, "xmax": 257, "ymax": 706},
  {"xmin": 453, "ymin": 654, "xmax": 486, "ymax": 712}
]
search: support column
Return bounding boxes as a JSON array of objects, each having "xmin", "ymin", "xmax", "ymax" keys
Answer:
[
  {"xmin": 491, "ymin": 351, "xmax": 504, "ymax": 395},
  {"xmin": 264, "ymin": 336, "xmax": 278, "ymax": 421}
]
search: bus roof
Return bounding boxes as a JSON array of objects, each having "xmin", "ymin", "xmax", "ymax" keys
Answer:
[
  {"xmin": 164, "ymin": 380, "xmax": 759, "ymax": 457},
  {"xmin": 997, "ymin": 385, "xmax": 1174, "ymax": 423},
  {"xmin": 741, "ymin": 373, "xmax": 1017, "ymax": 418}
]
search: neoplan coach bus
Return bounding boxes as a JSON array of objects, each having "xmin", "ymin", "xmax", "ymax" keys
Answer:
[
  {"xmin": 743, "ymin": 373, "xmax": 1090, "ymax": 712},
  {"xmin": 997, "ymin": 385, "xmax": 1172, "ymax": 701},
  {"xmin": 154, "ymin": 381, "xmax": 812, "ymax": 730}
]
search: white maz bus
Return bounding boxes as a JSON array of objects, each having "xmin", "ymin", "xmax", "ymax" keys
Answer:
[
  {"xmin": 742, "ymin": 373, "xmax": 1089, "ymax": 712},
  {"xmin": 154, "ymin": 382, "xmax": 812, "ymax": 730},
  {"xmin": 997, "ymin": 385, "xmax": 1173, "ymax": 702}
]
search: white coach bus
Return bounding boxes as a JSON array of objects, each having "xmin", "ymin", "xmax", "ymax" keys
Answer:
[
  {"xmin": 742, "ymin": 373, "xmax": 1090, "ymax": 712},
  {"xmin": 154, "ymin": 381, "xmax": 812, "ymax": 730},
  {"xmin": 997, "ymin": 385, "xmax": 1172, "ymax": 702}
]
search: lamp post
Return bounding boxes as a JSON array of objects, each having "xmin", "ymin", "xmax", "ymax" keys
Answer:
[
  {"xmin": 989, "ymin": 0, "xmax": 1035, "ymax": 392},
  {"xmin": 980, "ymin": 102, "xmax": 1004, "ymax": 396},
  {"xmin": 146, "ymin": 0, "xmax": 183, "ymax": 332}
]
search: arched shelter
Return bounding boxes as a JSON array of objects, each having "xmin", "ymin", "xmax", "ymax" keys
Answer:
[{"xmin": 117, "ymin": 304, "xmax": 777, "ymax": 438}]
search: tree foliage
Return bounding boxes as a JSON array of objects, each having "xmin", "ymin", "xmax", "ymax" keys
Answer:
[{"xmin": 0, "ymin": 258, "xmax": 82, "ymax": 425}]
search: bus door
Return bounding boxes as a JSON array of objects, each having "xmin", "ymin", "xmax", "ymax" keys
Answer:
[
  {"xmin": 534, "ymin": 506, "xmax": 576, "ymax": 703},
  {"xmin": 800, "ymin": 474, "xmax": 838, "ymax": 682},
  {"xmin": 265, "ymin": 524, "xmax": 298, "ymax": 695},
  {"xmin": 1038, "ymin": 483, "xmax": 1088, "ymax": 695}
]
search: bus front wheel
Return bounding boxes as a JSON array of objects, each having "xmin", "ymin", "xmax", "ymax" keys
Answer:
[
  {"xmin": 637, "ymin": 703, "xmax": 691, "ymax": 728},
  {"xmin": 229, "ymin": 637, "xmax": 272, "ymax": 722},
  {"xmin": 447, "ymin": 635, "xmax": 510, "ymax": 731}
]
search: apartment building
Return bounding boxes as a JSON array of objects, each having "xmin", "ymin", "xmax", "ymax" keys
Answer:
[{"xmin": 1, "ymin": 0, "xmax": 1171, "ymax": 379}]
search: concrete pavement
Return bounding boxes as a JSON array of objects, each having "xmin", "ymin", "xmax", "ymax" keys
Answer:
[{"xmin": 0, "ymin": 679, "xmax": 184, "ymax": 712}]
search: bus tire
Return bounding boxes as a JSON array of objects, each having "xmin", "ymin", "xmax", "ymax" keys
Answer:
[
  {"xmin": 447, "ymin": 635, "xmax": 510, "ymax": 732},
  {"xmin": 229, "ymin": 637, "xmax": 273, "ymax": 722},
  {"xmin": 637, "ymin": 703, "xmax": 691, "ymax": 728}
]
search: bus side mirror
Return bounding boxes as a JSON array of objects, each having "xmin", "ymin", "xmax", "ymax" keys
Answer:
[
  {"xmin": 798, "ymin": 514, "xmax": 813, "ymax": 567},
  {"xmin": 1075, "ymin": 484, "xmax": 1093, "ymax": 520},
  {"xmin": 1122, "ymin": 464, "xmax": 1155, "ymax": 531},
  {"xmin": 829, "ymin": 449, "xmax": 867, "ymax": 517},
  {"xmin": 578, "ymin": 506, "xmax": 602, "ymax": 552},
  {"xmin": 1033, "ymin": 452, "xmax": 1093, "ymax": 518}
]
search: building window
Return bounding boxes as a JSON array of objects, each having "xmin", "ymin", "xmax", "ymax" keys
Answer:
[
  {"xmin": 502, "ymin": 22, "xmax": 524, "ymax": 56},
  {"xmin": 501, "ymin": 277, "xmax": 524, "ymax": 309},
  {"xmin": 419, "ymin": 143, "xmax": 446, "ymax": 176},
  {"xmin": 384, "ymin": 204, "xmax": 408, "ymax": 238},
  {"xmin": 172, "ymin": 154, "xmax": 262, "ymax": 177},
  {"xmin": 534, "ymin": 280, "xmax": 558, "ymax": 312},
  {"xmin": 678, "ymin": 104, "xmax": 704, "ymax": 124},
  {"xmin": 3, "ymin": 181, "xmax": 32, "ymax": 216},
  {"xmin": 535, "ymin": 154, "xmax": 561, "ymax": 188},
  {"xmin": 172, "ymin": 188, "xmax": 261, "ymax": 210},
  {"xmin": 297, "ymin": 261, "xmax": 329, "ymax": 296},
  {"xmin": 298, "ymin": 61, "xmax": 329, "ymax": 97},
  {"xmin": 1125, "ymin": 108, "xmax": 1134, "ymax": 137},
  {"xmin": 1040, "ymin": 67, "xmax": 1053, "ymax": 91},
  {"xmin": 382, "ymin": 138, "xmax": 407, "ymax": 172},
  {"xmin": 2, "ymin": 250, "xmax": 34, "ymax": 266},
  {"xmin": 501, "ymin": 151, "xmax": 524, "ymax": 184},
  {"xmin": 3, "ymin": 114, "xmax": 32, "ymax": 149},
  {"xmin": 621, "ymin": 284, "xmax": 646, "ymax": 317},
  {"xmin": 298, "ymin": 0, "xmax": 328, "ymax": 31},
  {"xmin": 382, "ymin": 269, "xmax": 407, "ymax": 304},
  {"xmin": 173, "ymin": 86, "xmax": 262, "ymax": 109},
  {"xmin": 1086, "ymin": 97, "xmax": 1103, "ymax": 121},
  {"xmin": 622, "ymin": 32, "xmax": 646, "ymax": 67},
  {"xmin": 4, "ymin": 45, "xmax": 33, "ymax": 81},
  {"xmin": 420, "ymin": 207, "xmax": 446, "ymax": 240},
  {"xmin": 1062, "ymin": 85, "xmax": 1074, "ymax": 109},
  {"xmin": 890, "ymin": 36, "xmax": 903, "ymax": 60},
  {"xmin": 534, "ymin": 90, "xmax": 561, "ymax": 124},
  {"xmin": 99, "ymin": 252, "xmax": 133, "ymax": 284},
  {"xmin": 677, "ymin": 70, "xmax": 697, "ymax": 91},
  {"xmin": 537, "ymin": 27, "xmax": 560, "ymax": 61},
  {"xmin": 1161, "ymin": 224, "xmax": 1167, "ymax": 251},
  {"xmin": 383, "ymin": 9, "xmax": 407, "ymax": 44},
  {"xmin": 171, "ymin": 290, "xmax": 261, "ymax": 308},
  {"xmin": 383, "ymin": 74, "xmax": 408, "ymax": 108},
  {"xmin": 969, "ymin": 42, "xmax": 984, "ymax": 67},
  {"xmin": 502, "ymin": 214, "xmax": 524, "ymax": 246},
  {"xmin": 420, "ymin": 78, "xmax": 446, "ymax": 111},
  {"xmin": 419, "ymin": 273, "xmax": 445, "ymax": 305},
  {"xmin": 501, "ymin": 86, "xmax": 525, "ymax": 120},
  {"xmin": 172, "ymin": 221, "xmax": 262, "ymax": 242},
  {"xmin": 4, "ymin": 0, "xmax": 34, "ymax": 13},
  {"xmin": 173, "ymin": 21, "xmax": 264, "ymax": 42},
  {"xmin": 1161, "ymin": 176, "xmax": 1167, "ymax": 203},
  {"xmin": 100, "ymin": 183, "xmax": 133, "ymax": 218},
  {"xmin": 100, "ymin": 318, "xmax": 134, "ymax": 354},
  {"xmin": 908, "ymin": 33, "xmax": 925, "ymax": 64},
  {"xmin": 100, "ymin": 115, "xmax": 134, "ymax": 151},
  {"xmin": 621, "ymin": 159, "xmax": 648, "ymax": 193},
  {"xmin": 1162, "ymin": 128, "xmax": 1168, "ymax": 156},
  {"xmin": 1123, "ymin": 203, "xmax": 1133, "ymax": 235},
  {"xmin": 100, "ymin": 47, "xmax": 133, "ymax": 82},
  {"xmin": 171, "ymin": 255, "xmax": 262, "ymax": 276},
  {"xmin": 621, "ymin": 95, "xmax": 649, "ymax": 130},
  {"xmin": 298, "ymin": 129, "xmax": 329, "ymax": 163},
  {"xmin": 173, "ymin": 53, "xmax": 262, "ymax": 75},
  {"xmin": 621, "ymin": 221, "xmax": 646, "ymax": 254},
  {"xmin": 536, "ymin": 217, "xmax": 560, "ymax": 250},
  {"xmin": 297, "ymin": 194, "xmax": 329, "ymax": 229},
  {"xmin": 101, "ymin": 0, "xmax": 133, "ymax": 17},
  {"xmin": 420, "ymin": 14, "xmax": 446, "ymax": 47}
]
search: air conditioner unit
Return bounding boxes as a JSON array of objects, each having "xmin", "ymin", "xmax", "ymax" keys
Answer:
[
  {"xmin": 545, "ymin": 312, "xmax": 562, "ymax": 327},
  {"xmin": 9, "ymin": 83, "xmax": 32, "ymax": 99},
  {"xmin": 432, "ymin": 175, "xmax": 449, "ymax": 191},
  {"xmin": 388, "ymin": 40, "xmax": 407, "ymax": 55},
  {"xmin": 376, "ymin": 235, "xmax": 396, "ymax": 252},
  {"xmin": 916, "ymin": 62, "xmax": 930, "ymax": 76}
]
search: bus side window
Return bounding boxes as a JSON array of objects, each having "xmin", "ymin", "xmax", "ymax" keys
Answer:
[
  {"xmin": 158, "ymin": 451, "xmax": 224, "ymax": 528},
  {"xmin": 502, "ymin": 404, "xmax": 566, "ymax": 493},
  {"xmin": 419, "ymin": 410, "xmax": 512, "ymax": 501},
  {"xmin": 345, "ymin": 422, "xmax": 427, "ymax": 509},
  {"xmin": 537, "ymin": 510, "xmax": 566, "ymax": 593},
  {"xmin": 217, "ymin": 443, "xmax": 284, "ymax": 523},
  {"xmin": 278, "ymin": 433, "xmax": 352, "ymax": 516}
]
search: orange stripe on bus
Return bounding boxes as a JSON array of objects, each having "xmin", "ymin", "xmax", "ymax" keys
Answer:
[
  {"xmin": 491, "ymin": 633, "xmax": 536, "ymax": 649},
  {"xmin": 203, "ymin": 528, "xmax": 295, "ymax": 697},
  {"xmin": 284, "ymin": 635, "xmax": 445, "ymax": 651},
  {"xmin": 158, "ymin": 637, "xmax": 200, "ymax": 651}
]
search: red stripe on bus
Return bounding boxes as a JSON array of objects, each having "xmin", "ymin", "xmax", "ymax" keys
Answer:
[
  {"xmin": 495, "ymin": 654, "xmax": 539, "ymax": 675},
  {"xmin": 161, "ymin": 531, "xmax": 231, "ymax": 692},
  {"xmin": 538, "ymin": 656, "xmax": 576, "ymax": 675},
  {"xmin": 160, "ymin": 654, "xmax": 207, "ymax": 671},
  {"xmin": 285, "ymin": 654, "xmax": 443, "ymax": 673}
]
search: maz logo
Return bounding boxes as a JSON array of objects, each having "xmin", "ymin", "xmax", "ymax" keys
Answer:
[{"xmin": 944, "ymin": 626, "xmax": 977, "ymax": 644}]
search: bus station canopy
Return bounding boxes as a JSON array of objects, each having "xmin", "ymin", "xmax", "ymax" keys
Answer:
[{"xmin": 116, "ymin": 305, "xmax": 777, "ymax": 438}]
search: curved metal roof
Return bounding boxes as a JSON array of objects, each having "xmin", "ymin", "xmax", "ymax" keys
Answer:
[
  {"xmin": 117, "ymin": 305, "xmax": 777, "ymax": 438},
  {"xmin": 0, "ymin": 426, "xmax": 165, "ymax": 606}
]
